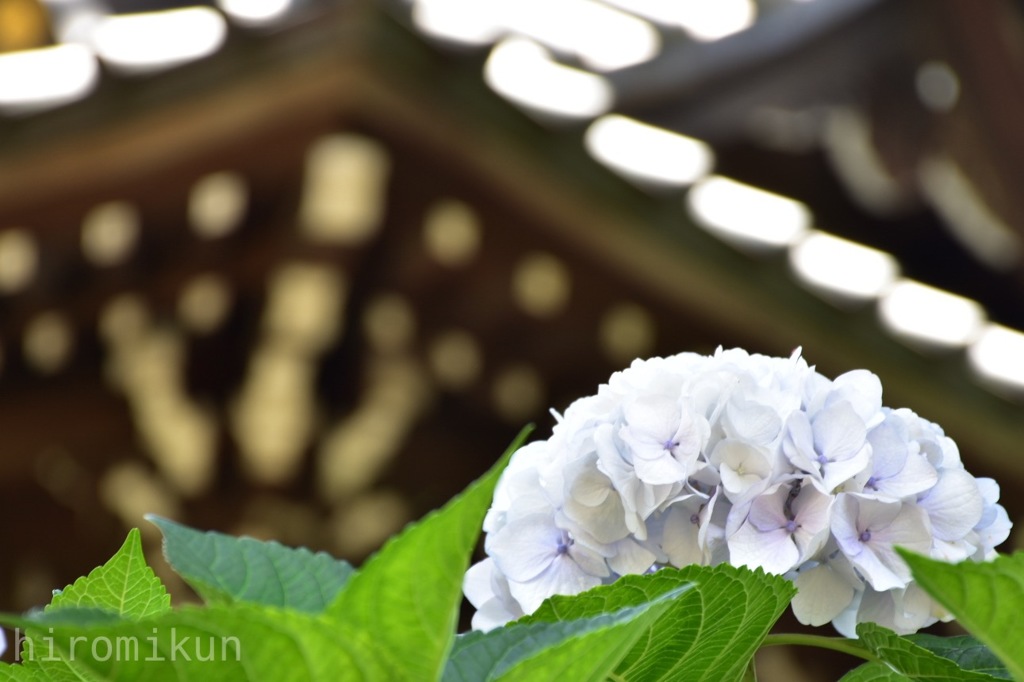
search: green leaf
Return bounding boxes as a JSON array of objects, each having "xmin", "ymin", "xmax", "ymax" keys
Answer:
[
  {"xmin": 147, "ymin": 516, "xmax": 353, "ymax": 613},
  {"xmin": 907, "ymin": 634, "xmax": 1010, "ymax": 679},
  {"xmin": 742, "ymin": 657, "xmax": 757, "ymax": 682},
  {"xmin": 899, "ymin": 549, "xmax": 1024, "ymax": 681},
  {"xmin": 854, "ymin": 622, "xmax": 1001, "ymax": 682},
  {"xmin": 6, "ymin": 529, "xmax": 170, "ymax": 680},
  {"xmin": 48, "ymin": 529, "xmax": 169, "ymax": 620},
  {"xmin": 523, "ymin": 563, "xmax": 795, "ymax": 682},
  {"xmin": 840, "ymin": 662, "xmax": 913, "ymax": 682},
  {"xmin": 0, "ymin": 602, "xmax": 389, "ymax": 681},
  {"xmin": 0, "ymin": 666, "xmax": 82, "ymax": 681},
  {"xmin": 444, "ymin": 586, "xmax": 686, "ymax": 681},
  {"xmin": 326, "ymin": 425, "xmax": 533, "ymax": 682}
]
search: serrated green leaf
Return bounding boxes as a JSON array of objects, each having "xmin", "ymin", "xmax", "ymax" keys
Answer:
[
  {"xmin": 10, "ymin": 608, "xmax": 126, "ymax": 628},
  {"xmin": 522, "ymin": 563, "xmax": 795, "ymax": 682},
  {"xmin": 840, "ymin": 662, "xmax": 913, "ymax": 682},
  {"xmin": 0, "ymin": 602, "xmax": 388, "ymax": 682},
  {"xmin": 444, "ymin": 586, "xmax": 686, "ymax": 682},
  {"xmin": 907, "ymin": 634, "xmax": 1010, "ymax": 680},
  {"xmin": 48, "ymin": 529, "xmax": 169, "ymax": 620},
  {"xmin": 147, "ymin": 516, "xmax": 353, "ymax": 614},
  {"xmin": 899, "ymin": 549, "xmax": 1024, "ymax": 681},
  {"xmin": 0, "ymin": 665, "xmax": 88, "ymax": 682},
  {"xmin": 326, "ymin": 425, "xmax": 533, "ymax": 682},
  {"xmin": 855, "ymin": 622, "xmax": 1001, "ymax": 682}
]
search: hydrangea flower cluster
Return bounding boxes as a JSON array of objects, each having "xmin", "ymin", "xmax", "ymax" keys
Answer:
[{"xmin": 464, "ymin": 348, "xmax": 1012, "ymax": 636}]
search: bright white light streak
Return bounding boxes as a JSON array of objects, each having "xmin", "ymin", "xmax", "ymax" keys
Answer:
[
  {"xmin": 585, "ymin": 115, "xmax": 713, "ymax": 188},
  {"xmin": 218, "ymin": 0, "xmax": 293, "ymax": 27},
  {"xmin": 484, "ymin": 38, "xmax": 613, "ymax": 120},
  {"xmin": 599, "ymin": 0, "xmax": 687, "ymax": 26},
  {"xmin": 0, "ymin": 44, "xmax": 98, "ymax": 113},
  {"xmin": 676, "ymin": 0, "xmax": 756, "ymax": 41},
  {"xmin": 601, "ymin": 0, "xmax": 756, "ymax": 39},
  {"xmin": 501, "ymin": 0, "xmax": 659, "ymax": 71},
  {"xmin": 968, "ymin": 324, "xmax": 1024, "ymax": 390},
  {"xmin": 687, "ymin": 176, "xmax": 810, "ymax": 249},
  {"xmin": 789, "ymin": 230, "xmax": 899, "ymax": 301},
  {"xmin": 412, "ymin": 0, "xmax": 658, "ymax": 69},
  {"xmin": 412, "ymin": 0, "xmax": 503, "ymax": 46},
  {"xmin": 571, "ymin": 0, "xmax": 660, "ymax": 71},
  {"xmin": 91, "ymin": 7, "xmax": 227, "ymax": 74},
  {"xmin": 878, "ymin": 279, "xmax": 985, "ymax": 348}
]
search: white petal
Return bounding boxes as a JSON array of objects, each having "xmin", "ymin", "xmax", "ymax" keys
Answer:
[
  {"xmin": 858, "ymin": 585, "xmax": 936, "ymax": 635},
  {"xmin": 746, "ymin": 484, "xmax": 789, "ymax": 531},
  {"xmin": 975, "ymin": 477, "xmax": 1001, "ymax": 507},
  {"xmin": 712, "ymin": 439, "xmax": 774, "ymax": 501},
  {"xmin": 866, "ymin": 414, "xmax": 910, "ymax": 479},
  {"xmin": 623, "ymin": 395, "xmax": 678, "ymax": 445},
  {"xmin": 783, "ymin": 412, "xmax": 819, "ymax": 474},
  {"xmin": 561, "ymin": 493, "xmax": 630, "ymax": 545},
  {"xmin": 821, "ymin": 443, "xmax": 871, "ymax": 491},
  {"xmin": 975, "ymin": 504, "xmax": 1011, "ymax": 553},
  {"xmin": 872, "ymin": 452, "xmax": 938, "ymax": 500},
  {"xmin": 507, "ymin": 555, "xmax": 603, "ymax": 613},
  {"xmin": 849, "ymin": 544, "xmax": 907, "ymax": 592},
  {"xmin": 791, "ymin": 563, "xmax": 857, "ymax": 627},
  {"xmin": 860, "ymin": 503, "xmax": 931, "ymax": 591},
  {"xmin": 830, "ymin": 597, "xmax": 863, "ymax": 638},
  {"xmin": 471, "ymin": 596, "xmax": 524, "ymax": 632},
  {"xmin": 464, "ymin": 558, "xmax": 499, "ymax": 609},
  {"xmin": 851, "ymin": 494, "xmax": 902, "ymax": 531},
  {"xmin": 568, "ymin": 542, "xmax": 612, "ymax": 578},
  {"xmin": 892, "ymin": 583, "xmax": 939, "ymax": 633},
  {"xmin": 566, "ymin": 454, "xmax": 612, "ymax": 507},
  {"xmin": 725, "ymin": 399, "xmax": 781, "ymax": 444},
  {"xmin": 831, "ymin": 493, "xmax": 865, "ymax": 558},
  {"xmin": 791, "ymin": 484, "xmax": 834, "ymax": 557},
  {"xmin": 729, "ymin": 522, "xmax": 799, "ymax": 574},
  {"xmin": 661, "ymin": 504, "xmax": 705, "ymax": 566},
  {"xmin": 814, "ymin": 401, "xmax": 867, "ymax": 461},
  {"xmin": 919, "ymin": 469, "xmax": 983, "ymax": 541},
  {"xmin": 930, "ymin": 538, "xmax": 975, "ymax": 563},
  {"xmin": 465, "ymin": 558, "xmax": 525, "ymax": 631},
  {"xmin": 607, "ymin": 538, "xmax": 657, "ymax": 575},
  {"xmin": 828, "ymin": 370, "xmax": 883, "ymax": 427},
  {"xmin": 632, "ymin": 449, "xmax": 689, "ymax": 485},
  {"xmin": 792, "ymin": 480, "xmax": 833, "ymax": 534},
  {"xmin": 488, "ymin": 514, "xmax": 560, "ymax": 582}
]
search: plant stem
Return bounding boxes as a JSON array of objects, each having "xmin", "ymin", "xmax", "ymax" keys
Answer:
[{"xmin": 761, "ymin": 633, "xmax": 881, "ymax": 664}]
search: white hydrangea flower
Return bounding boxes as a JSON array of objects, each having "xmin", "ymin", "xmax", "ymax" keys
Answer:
[
  {"xmin": 831, "ymin": 493, "xmax": 932, "ymax": 591},
  {"xmin": 466, "ymin": 347, "xmax": 1011, "ymax": 636},
  {"xmin": 463, "ymin": 558, "xmax": 524, "ymax": 632},
  {"xmin": 728, "ymin": 477, "xmax": 833, "ymax": 575},
  {"xmin": 855, "ymin": 583, "xmax": 943, "ymax": 635},
  {"xmin": 971, "ymin": 478, "xmax": 1012, "ymax": 560},
  {"xmin": 487, "ymin": 509, "xmax": 610, "ymax": 613},
  {"xmin": 560, "ymin": 450, "xmax": 630, "ymax": 545},
  {"xmin": 856, "ymin": 410, "xmax": 938, "ymax": 500},
  {"xmin": 657, "ymin": 491, "xmax": 719, "ymax": 567},
  {"xmin": 619, "ymin": 395, "xmax": 708, "ymax": 485},
  {"xmin": 783, "ymin": 401, "xmax": 872, "ymax": 492},
  {"xmin": 788, "ymin": 549, "xmax": 862, "ymax": 628}
]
